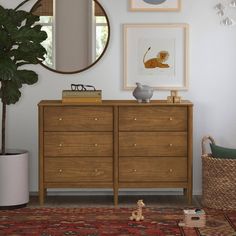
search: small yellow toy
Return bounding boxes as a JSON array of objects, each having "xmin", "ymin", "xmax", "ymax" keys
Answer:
[
  {"xmin": 178, "ymin": 209, "xmax": 206, "ymax": 228},
  {"xmin": 129, "ymin": 200, "xmax": 145, "ymax": 221}
]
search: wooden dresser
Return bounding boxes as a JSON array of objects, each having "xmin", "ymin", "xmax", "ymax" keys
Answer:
[{"xmin": 38, "ymin": 100, "xmax": 193, "ymax": 205}]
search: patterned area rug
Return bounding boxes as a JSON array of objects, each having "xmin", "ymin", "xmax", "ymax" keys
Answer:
[{"xmin": 0, "ymin": 207, "xmax": 236, "ymax": 236}]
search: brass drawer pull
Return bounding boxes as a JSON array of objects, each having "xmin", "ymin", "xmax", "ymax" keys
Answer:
[
  {"xmin": 59, "ymin": 169, "xmax": 63, "ymax": 174},
  {"xmin": 94, "ymin": 117, "xmax": 98, "ymax": 121},
  {"xmin": 169, "ymin": 169, "xmax": 173, "ymax": 173},
  {"xmin": 94, "ymin": 144, "xmax": 98, "ymax": 147},
  {"xmin": 169, "ymin": 117, "xmax": 173, "ymax": 121},
  {"xmin": 58, "ymin": 117, "xmax": 63, "ymax": 121},
  {"xmin": 133, "ymin": 117, "xmax": 137, "ymax": 121},
  {"xmin": 133, "ymin": 143, "xmax": 137, "ymax": 147},
  {"xmin": 59, "ymin": 143, "xmax": 63, "ymax": 147},
  {"xmin": 133, "ymin": 169, "xmax": 137, "ymax": 172},
  {"xmin": 169, "ymin": 143, "xmax": 173, "ymax": 147},
  {"xmin": 94, "ymin": 169, "xmax": 99, "ymax": 176}
]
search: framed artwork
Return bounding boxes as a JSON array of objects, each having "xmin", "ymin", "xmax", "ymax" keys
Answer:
[
  {"xmin": 130, "ymin": 0, "xmax": 181, "ymax": 12},
  {"xmin": 123, "ymin": 23, "xmax": 189, "ymax": 90}
]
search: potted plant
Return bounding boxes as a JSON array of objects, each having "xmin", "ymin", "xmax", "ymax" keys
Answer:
[{"xmin": 0, "ymin": 0, "xmax": 47, "ymax": 208}]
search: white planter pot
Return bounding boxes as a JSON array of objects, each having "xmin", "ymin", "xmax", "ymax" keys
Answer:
[{"xmin": 0, "ymin": 150, "xmax": 29, "ymax": 207}]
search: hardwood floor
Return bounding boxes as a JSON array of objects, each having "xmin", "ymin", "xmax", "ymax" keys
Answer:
[{"xmin": 28, "ymin": 195, "xmax": 202, "ymax": 208}]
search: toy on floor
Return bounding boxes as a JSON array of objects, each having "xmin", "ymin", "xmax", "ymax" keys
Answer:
[
  {"xmin": 178, "ymin": 209, "xmax": 206, "ymax": 228},
  {"xmin": 129, "ymin": 199, "xmax": 145, "ymax": 221}
]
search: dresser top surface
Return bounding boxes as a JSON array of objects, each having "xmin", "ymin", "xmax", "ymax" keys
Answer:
[{"xmin": 38, "ymin": 100, "xmax": 193, "ymax": 107}]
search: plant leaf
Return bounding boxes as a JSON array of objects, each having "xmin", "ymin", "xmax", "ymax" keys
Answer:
[
  {"xmin": 25, "ymin": 14, "xmax": 40, "ymax": 27},
  {"xmin": 16, "ymin": 70, "xmax": 38, "ymax": 85},
  {"xmin": 0, "ymin": 56, "xmax": 17, "ymax": 80},
  {"xmin": 12, "ymin": 26, "xmax": 47, "ymax": 43},
  {"xmin": 0, "ymin": 8, "xmax": 18, "ymax": 36},
  {"xmin": 0, "ymin": 80, "xmax": 21, "ymax": 105},
  {"xmin": 0, "ymin": 29, "xmax": 11, "ymax": 50},
  {"xmin": 0, "ymin": 1, "xmax": 48, "ymax": 106},
  {"xmin": 8, "ymin": 9, "xmax": 29, "ymax": 27},
  {"xmin": 11, "ymin": 41, "xmax": 47, "ymax": 65}
]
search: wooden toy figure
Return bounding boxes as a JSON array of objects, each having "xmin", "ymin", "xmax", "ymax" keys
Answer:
[
  {"xmin": 178, "ymin": 209, "xmax": 206, "ymax": 228},
  {"xmin": 167, "ymin": 90, "xmax": 182, "ymax": 103},
  {"xmin": 129, "ymin": 200, "xmax": 145, "ymax": 221}
]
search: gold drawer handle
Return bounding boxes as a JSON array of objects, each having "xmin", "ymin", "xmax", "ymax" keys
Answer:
[
  {"xmin": 133, "ymin": 143, "xmax": 137, "ymax": 147},
  {"xmin": 133, "ymin": 169, "xmax": 137, "ymax": 172},
  {"xmin": 59, "ymin": 143, "xmax": 63, "ymax": 147},
  {"xmin": 169, "ymin": 117, "xmax": 173, "ymax": 121},
  {"xmin": 133, "ymin": 117, "xmax": 137, "ymax": 121},
  {"xmin": 94, "ymin": 117, "xmax": 98, "ymax": 121},
  {"xmin": 58, "ymin": 117, "xmax": 63, "ymax": 121},
  {"xmin": 94, "ymin": 169, "xmax": 99, "ymax": 176},
  {"xmin": 169, "ymin": 169, "xmax": 173, "ymax": 173},
  {"xmin": 169, "ymin": 143, "xmax": 173, "ymax": 147},
  {"xmin": 59, "ymin": 169, "xmax": 63, "ymax": 174},
  {"xmin": 94, "ymin": 144, "xmax": 98, "ymax": 147}
]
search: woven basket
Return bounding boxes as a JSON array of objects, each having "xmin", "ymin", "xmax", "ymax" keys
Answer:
[{"xmin": 201, "ymin": 136, "xmax": 236, "ymax": 210}]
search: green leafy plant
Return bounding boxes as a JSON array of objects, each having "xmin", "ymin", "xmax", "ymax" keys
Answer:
[{"xmin": 0, "ymin": 0, "xmax": 47, "ymax": 155}]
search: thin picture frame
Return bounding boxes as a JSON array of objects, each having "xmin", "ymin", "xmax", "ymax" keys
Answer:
[
  {"xmin": 124, "ymin": 23, "xmax": 189, "ymax": 90},
  {"xmin": 130, "ymin": 0, "xmax": 181, "ymax": 12}
]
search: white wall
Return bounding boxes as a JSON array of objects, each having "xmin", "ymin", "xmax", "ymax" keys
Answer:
[{"xmin": 1, "ymin": 0, "xmax": 236, "ymax": 195}]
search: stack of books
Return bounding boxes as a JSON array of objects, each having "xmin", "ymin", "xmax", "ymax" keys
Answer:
[{"xmin": 62, "ymin": 90, "xmax": 102, "ymax": 103}]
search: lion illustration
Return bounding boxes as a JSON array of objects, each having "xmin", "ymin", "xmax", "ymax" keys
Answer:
[{"xmin": 143, "ymin": 47, "xmax": 170, "ymax": 69}]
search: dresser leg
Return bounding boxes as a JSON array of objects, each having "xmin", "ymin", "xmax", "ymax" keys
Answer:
[
  {"xmin": 39, "ymin": 187, "xmax": 46, "ymax": 205},
  {"xmin": 113, "ymin": 187, "xmax": 118, "ymax": 206},
  {"xmin": 184, "ymin": 188, "xmax": 192, "ymax": 204},
  {"xmin": 187, "ymin": 187, "xmax": 192, "ymax": 204},
  {"xmin": 183, "ymin": 188, "xmax": 187, "ymax": 196}
]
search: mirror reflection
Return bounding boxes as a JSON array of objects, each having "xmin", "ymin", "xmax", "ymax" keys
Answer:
[{"xmin": 32, "ymin": 0, "xmax": 110, "ymax": 74}]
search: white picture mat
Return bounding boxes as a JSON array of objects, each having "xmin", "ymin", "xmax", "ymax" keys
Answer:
[{"xmin": 124, "ymin": 24, "xmax": 189, "ymax": 90}]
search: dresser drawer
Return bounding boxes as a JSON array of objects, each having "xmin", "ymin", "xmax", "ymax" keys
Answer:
[
  {"xmin": 119, "ymin": 106, "xmax": 187, "ymax": 131},
  {"xmin": 44, "ymin": 132, "xmax": 113, "ymax": 156},
  {"xmin": 44, "ymin": 106, "xmax": 113, "ymax": 131},
  {"xmin": 119, "ymin": 157, "xmax": 187, "ymax": 182},
  {"xmin": 44, "ymin": 157, "xmax": 113, "ymax": 182},
  {"xmin": 119, "ymin": 132, "xmax": 187, "ymax": 157}
]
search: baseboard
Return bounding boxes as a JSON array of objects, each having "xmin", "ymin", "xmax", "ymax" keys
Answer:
[{"xmin": 30, "ymin": 189, "xmax": 202, "ymax": 196}]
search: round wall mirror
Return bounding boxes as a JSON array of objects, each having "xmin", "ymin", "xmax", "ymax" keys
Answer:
[{"xmin": 31, "ymin": 0, "xmax": 110, "ymax": 74}]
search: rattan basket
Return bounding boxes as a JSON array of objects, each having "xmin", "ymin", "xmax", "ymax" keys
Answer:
[{"xmin": 201, "ymin": 136, "xmax": 236, "ymax": 210}]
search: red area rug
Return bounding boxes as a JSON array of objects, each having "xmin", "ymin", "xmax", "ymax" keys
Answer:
[{"xmin": 0, "ymin": 207, "xmax": 236, "ymax": 236}]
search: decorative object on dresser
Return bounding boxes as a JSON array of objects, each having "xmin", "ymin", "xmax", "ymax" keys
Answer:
[
  {"xmin": 132, "ymin": 83, "xmax": 153, "ymax": 103},
  {"xmin": 0, "ymin": 0, "xmax": 47, "ymax": 208},
  {"xmin": 124, "ymin": 24, "xmax": 189, "ymax": 90},
  {"xmin": 167, "ymin": 90, "xmax": 182, "ymax": 103},
  {"xmin": 38, "ymin": 100, "xmax": 193, "ymax": 206},
  {"xmin": 62, "ymin": 84, "xmax": 102, "ymax": 103},
  {"xmin": 130, "ymin": 0, "xmax": 181, "ymax": 12}
]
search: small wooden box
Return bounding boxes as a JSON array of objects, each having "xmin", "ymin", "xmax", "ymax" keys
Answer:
[{"xmin": 179, "ymin": 209, "xmax": 206, "ymax": 228}]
